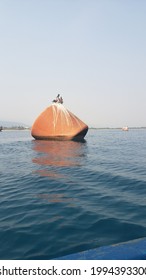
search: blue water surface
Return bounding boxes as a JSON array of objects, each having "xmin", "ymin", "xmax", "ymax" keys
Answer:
[{"xmin": 0, "ymin": 128, "xmax": 146, "ymax": 259}]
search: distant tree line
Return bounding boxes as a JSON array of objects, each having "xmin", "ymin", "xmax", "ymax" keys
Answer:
[{"xmin": 1, "ymin": 126, "xmax": 30, "ymax": 130}]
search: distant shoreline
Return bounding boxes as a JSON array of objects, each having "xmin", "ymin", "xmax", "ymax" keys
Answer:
[
  {"xmin": 1, "ymin": 127, "xmax": 31, "ymax": 131},
  {"xmin": 1, "ymin": 126, "xmax": 146, "ymax": 131},
  {"xmin": 90, "ymin": 127, "xmax": 146, "ymax": 130}
]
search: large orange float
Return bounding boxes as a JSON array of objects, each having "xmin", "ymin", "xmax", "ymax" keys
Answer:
[{"xmin": 31, "ymin": 95, "xmax": 88, "ymax": 140}]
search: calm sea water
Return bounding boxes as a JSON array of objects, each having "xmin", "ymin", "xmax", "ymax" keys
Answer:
[{"xmin": 0, "ymin": 128, "xmax": 146, "ymax": 260}]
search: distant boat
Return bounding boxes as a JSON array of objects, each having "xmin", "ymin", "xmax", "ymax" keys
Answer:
[
  {"xmin": 122, "ymin": 126, "xmax": 128, "ymax": 131},
  {"xmin": 0, "ymin": 126, "xmax": 2, "ymax": 132}
]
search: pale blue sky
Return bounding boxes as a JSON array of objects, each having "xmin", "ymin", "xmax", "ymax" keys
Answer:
[{"xmin": 0, "ymin": 0, "xmax": 146, "ymax": 127}]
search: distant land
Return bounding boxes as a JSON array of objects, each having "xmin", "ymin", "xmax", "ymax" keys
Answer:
[
  {"xmin": 90, "ymin": 127, "xmax": 146, "ymax": 130},
  {"xmin": 0, "ymin": 121, "xmax": 146, "ymax": 131},
  {"xmin": 0, "ymin": 121, "xmax": 30, "ymax": 130}
]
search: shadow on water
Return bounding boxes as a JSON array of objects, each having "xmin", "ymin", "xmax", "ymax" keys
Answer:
[{"xmin": 31, "ymin": 139, "xmax": 87, "ymax": 178}]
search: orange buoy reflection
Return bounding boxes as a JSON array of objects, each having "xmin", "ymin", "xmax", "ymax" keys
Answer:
[{"xmin": 32, "ymin": 139, "xmax": 86, "ymax": 178}]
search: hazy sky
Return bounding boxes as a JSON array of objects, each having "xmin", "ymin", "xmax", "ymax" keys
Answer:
[{"xmin": 0, "ymin": 0, "xmax": 146, "ymax": 127}]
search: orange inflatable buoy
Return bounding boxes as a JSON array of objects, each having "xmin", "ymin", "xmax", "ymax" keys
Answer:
[{"xmin": 31, "ymin": 96, "xmax": 88, "ymax": 141}]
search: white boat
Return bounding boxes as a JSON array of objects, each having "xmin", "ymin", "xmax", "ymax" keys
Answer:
[{"xmin": 122, "ymin": 126, "xmax": 128, "ymax": 131}]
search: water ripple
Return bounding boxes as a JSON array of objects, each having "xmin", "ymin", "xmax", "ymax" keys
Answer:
[{"xmin": 0, "ymin": 129, "xmax": 146, "ymax": 259}]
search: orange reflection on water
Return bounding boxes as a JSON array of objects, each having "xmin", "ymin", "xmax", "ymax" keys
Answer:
[
  {"xmin": 32, "ymin": 140, "xmax": 86, "ymax": 178},
  {"xmin": 33, "ymin": 169, "xmax": 66, "ymax": 178},
  {"xmin": 36, "ymin": 192, "xmax": 77, "ymax": 208},
  {"xmin": 37, "ymin": 193, "xmax": 74, "ymax": 203}
]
